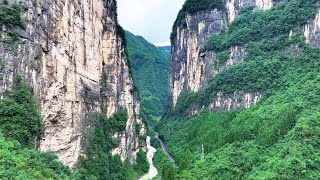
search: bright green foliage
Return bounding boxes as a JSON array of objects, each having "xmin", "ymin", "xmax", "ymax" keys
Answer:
[
  {"xmin": 162, "ymin": 162, "xmax": 176, "ymax": 180},
  {"xmin": 0, "ymin": 132, "xmax": 73, "ymax": 179},
  {"xmin": 0, "ymin": 2, "xmax": 26, "ymax": 44},
  {"xmin": 134, "ymin": 151, "xmax": 148, "ymax": 174},
  {"xmin": 108, "ymin": 107, "xmax": 128, "ymax": 132},
  {"xmin": 125, "ymin": 31, "xmax": 170, "ymax": 125},
  {"xmin": 0, "ymin": 76, "xmax": 73, "ymax": 179},
  {"xmin": 173, "ymin": 0, "xmax": 318, "ymax": 115},
  {"xmin": 77, "ymin": 110, "xmax": 141, "ymax": 179},
  {"xmin": 0, "ymin": 76, "xmax": 42, "ymax": 148},
  {"xmin": 171, "ymin": 0, "xmax": 225, "ymax": 42},
  {"xmin": 158, "ymin": 0, "xmax": 320, "ymax": 178},
  {"xmin": 0, "ymin": 3, "xmax": 25, "ymax": 29},
  {"xmin": 158, "ymin": 69, "xmax": 320, "ymax": 178},
  {"xmin": 150, "ymin": 132, "xmax": 175, "ymax": 180},
  {"xmin": 215, "ymin": 50, "xmax": 230, "ymax": 68},
  {"xmin": 205, "ymin": 0, "xmax": 317, "ymax": 51}
]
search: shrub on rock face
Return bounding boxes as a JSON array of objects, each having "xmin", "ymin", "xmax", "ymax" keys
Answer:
[
  {"xmin": 0, "ymin": 75, "xmax": 42, "ymax": 148},
  {"xmin": 135, "ymin": 151, "xmax": 149, "ymax": 174},
  {"xmin": 0, "ymin": 3, "xmax": 26, "ymax": 29}
]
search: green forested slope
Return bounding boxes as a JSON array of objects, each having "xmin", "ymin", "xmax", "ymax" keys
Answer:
[
  {"xmin": 125, "ymin": 31, "xmax": 170, "ymax": 125},
  {"xmin": 0, "ymin": 76, "xmax": 74, "ymax": 179},
  {"xmin": 157, "ymin": 0, "xmax": 320, "ymax": 179},
  {"xmin": 157, "ymin": 46, "xmax": 171, "ymax": 59}
]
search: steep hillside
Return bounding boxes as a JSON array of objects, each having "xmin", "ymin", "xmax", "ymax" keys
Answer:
[
  {"xmin": 125, "ymin": 31, "xmax": 170, "ymax": 125},
  {"xmin": 158, "ymin": 0, "xmax": 320, "ymax": 179},
  {"xmin": 0, "ymin": 0, "xmax": 147, "ymax": 179},
  {"xmin": 157, "ymin": 46, "xmax": 171, "ymax": 59}
]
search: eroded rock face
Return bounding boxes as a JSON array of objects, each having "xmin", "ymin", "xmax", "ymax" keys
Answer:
[
  {"xmin": 170, "ymin": 10, "xmax": 225, "ymax": 107},
  {"xmin": 304, "ymin": 9, "xmax": 320, "ymax": 45},
  {"xmin": 225, "ymin": 0, "xmax": 272, "ymax": 22},
  {"xmin": 0, "ymin": 0, "xmax": 145, "ymax": 169},
  {"xmin": 169, "ymin": 0, "xmax": 280, "ymax": 112},
  {"xmin": 209, "ymin": 92, "xmax": 262, "ymax": 111}
]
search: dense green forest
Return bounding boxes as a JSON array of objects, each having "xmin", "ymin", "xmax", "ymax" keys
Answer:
[
  {"xmin": 157, "ymin": 46, "xmax": 171, "ymax": 59},
  {"xmin": 125, "ymin": 31, "xmax": 170, "ymax": 125},
  {"xmin": 0, "ymin": 76, "xmax": 74, "ymax": 179},
  {"xmin": 157, "ymin": 0, "xmax": 320, "ymax": 179}
]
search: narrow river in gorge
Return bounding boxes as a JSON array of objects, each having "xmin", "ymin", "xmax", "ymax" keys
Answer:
[{"xmin": 139, "ymin": 136, "xmax": 158, "ymax": 180}]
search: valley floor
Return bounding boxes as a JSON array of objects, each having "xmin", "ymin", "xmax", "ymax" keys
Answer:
[{"xmin": 139, "ymin": 136, "xmax": 158, "ymax": 180}]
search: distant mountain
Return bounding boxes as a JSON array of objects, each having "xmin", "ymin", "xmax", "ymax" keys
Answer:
[
  {"xmin": 125, "ymin": 31, "xmax": 170, "ymax": 125},
  {"xmin": 157, "ymin": 46, "xmax": 171, "ymax": 59}
]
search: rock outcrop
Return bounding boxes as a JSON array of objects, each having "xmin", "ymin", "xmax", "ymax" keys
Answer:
[
  {"xmin": 170, "ymin": 10, "xmax": 225, "ymax": 107},
  {"xmin": 0, "ymin": 0, "xmax": 145, "ymax": 169},
  {"xmin": 170, "ymin": 0, "xmax": 287, "ymax": 112},
  {"xmin": 304, "ymin": 9, "xmax": 320, "ymax": 45}
]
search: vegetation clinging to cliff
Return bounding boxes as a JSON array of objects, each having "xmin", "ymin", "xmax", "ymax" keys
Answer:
[
  {"xmin": 158, "ymin": 0, "xmax": 320, "ymax": 178},
  {"xmin": 0, "ymin": 3, "xmax": 25, "ymax": 29},
  {"xmin": 0, "ymin": 75, "xmax": 42, "ymax": 148},
  {"xmin": 205, "ymin": 0, "xmax": 317, "ymax": 51},
  {"xmin": 174, "ymin": 0, "xmax": 317, "ymax": 114},
  {"xmin": 170, "ymin": 0, "xmax": 225, "ymax": 43},
  {"xmin": 0, "ymin": 76, "xmax": 72, "ymax": 179},
  {"xmin": 78, "ymin": 109, "xmax": 148, "ymax": 179},
  {"xmin": 0, "ymin": 132, "xmax": 74, "ymax": 179}
]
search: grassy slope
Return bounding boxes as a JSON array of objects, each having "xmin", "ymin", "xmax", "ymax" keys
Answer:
[
  {"xmin": 158, "ymin": 0, "xmax": 320, "ymax": 179},
  {"xmin": 125, "ymin": 31, "xmax": 170, "ymax": 125}
]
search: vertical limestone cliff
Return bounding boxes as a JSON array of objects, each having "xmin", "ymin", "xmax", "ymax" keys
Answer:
[
  {"xmin": 0, "ymin": 0, "xmax": 145, "ymax": 169},
  {"xmin": 170, "ymin": 0, "xmax": 277, "ymax": 111},
  {"xmin": 170, "ymin": 10, "xmax": 226, "ymax": 107},
  {"xmin": 226, "ymin": 0, "xmax": 273, "ymax": 22},
  {"xmin": 304, "ymin": 9, "xmax": 320, "ymax": 45}
]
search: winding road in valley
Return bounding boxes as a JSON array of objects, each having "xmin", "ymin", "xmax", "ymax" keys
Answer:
[{"xmin": 156, "ymin": 133, "xmax": 175, "ymax": 162}]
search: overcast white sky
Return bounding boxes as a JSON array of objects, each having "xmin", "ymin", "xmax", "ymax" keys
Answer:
[{"xmin": 117, "ymin": 0, "xmax": 185, "ymax": 46}]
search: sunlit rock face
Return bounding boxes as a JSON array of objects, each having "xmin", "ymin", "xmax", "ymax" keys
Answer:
[
  {"xmin": 304, "ymin": 9, "xmax": 320, "ymax": 45},
  {"xmin": 170, "ymin": 10, "xmax": 225, "ymax": 107},
  {"xmin": 226, "ymin": 0, "xmax": 272, "ymax": 22},
  {"xmin": 0, "ymin": 0, "xmax": 145, "ymax": 169},
  {"xmin": 169, "ymin": 0, "xmax": 284, "ymax": 113}
]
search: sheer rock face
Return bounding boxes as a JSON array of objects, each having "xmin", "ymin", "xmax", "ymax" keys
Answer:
[
  {"xmin": 188, "ymin": 92, "xmax": 262, "ymax": 116},
  {"xmin": 0, "ymin": 0, "xmax": 145, "ymax": 169},
  {"xmin": 304, "ymin": 9, "xmax": 320, "ymax": 46},
  {"xmin": 169, "ymin": 0, "xmax": 288, "ymax": 113},
  {"xmin": 225, "ymin": 0, "xmax": 273, "ymax": 22},
  {"xmin": 170, "ymin": 10, "xmax": 225, "ymax": 107},
  {"xmin": 209, "ymin": 92, "xmax": 262, "ymax": 111}
]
